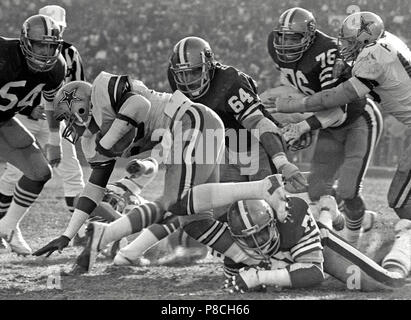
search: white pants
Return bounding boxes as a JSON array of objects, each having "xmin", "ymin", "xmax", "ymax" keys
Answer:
[{"xmin": 0, "ymin": 114, "xmax": 85, "ymax": 197}]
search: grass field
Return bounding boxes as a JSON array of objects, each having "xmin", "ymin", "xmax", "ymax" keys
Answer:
[{"xmin": 0, "ymin": 163, "xmax": 410, "ymax": 300}]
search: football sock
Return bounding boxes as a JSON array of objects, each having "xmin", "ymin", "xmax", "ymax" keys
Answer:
[
  {"xmin": 101, "ymin": 201, "xmax": 164, "ymax": 248},
  {"xmin": 0, "ymin": 193, "xmax": 13, "ymax": 220},
  {"xmin": 382, "ymin": 219, "xmax": 411, "ymax": 277},
  {"xmin": 65, "ymin": 196, "xmax": 75, "ymax": 213},
  {"xmin": 190, "ymin": 181, "xmax": 264, "ymax": 214},
  {"xmin": 0, "ymin": 176, "xmax": 44, "ymax": 232}
]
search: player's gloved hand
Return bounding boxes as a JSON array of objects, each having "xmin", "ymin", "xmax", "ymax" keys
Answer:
[
  {"xmin": 280, "ymin": 162, "xmax": 308, "ymax": 194},
  {"xmin": 46, "ymin": 144, "xmax": 62, "ymax": 167},
  {"xmin": 272, "ymin": 153, "xmax": 308, "ymax": 194},
  {"xmin": 275, "ymin": 97, "xmax": 306, "ymax": 113},
  {"xmin": 261, "ymin": 174, "xmax": 290, "ymax": 223},
  {"xmin": 30, "ymin": 105, "xmax": 46, "ymax": 120},
  {"xmin": 32, "ymin": 235, "xmax": 71, "ymax": 257},
  {"xmin": 281, "ymin": 121, "xmax": 311, "ymax": 147},
  {"xmin": 224, "ymin": 267, "xmax": 267, "ymax": 293}
]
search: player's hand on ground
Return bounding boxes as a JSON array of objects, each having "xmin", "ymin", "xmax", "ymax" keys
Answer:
[
  {"xmin": 126, "ymin": 159, "xmax": 146, "ymax": 177},
  {"xmin": 280, "ymin": 162, "xmax": 308, "ymax": 193},
  {"xmin": 224, "ymin": 268, "xmax": 266, "ymax": 294},
  {"xmin": 46, "ymin": 144, "xmax": 62, "ymax": 167},
  {"xmin": 32, "ymin": 235, "xmax": 70, "ymax": 257}
]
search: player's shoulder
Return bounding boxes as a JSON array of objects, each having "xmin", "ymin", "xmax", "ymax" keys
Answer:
[
  {"xmin": 214, "ymin": 63, "xmax": 256, "ymax": 91},
  {"xmin": 357, "ymin": 33, "xmax": 399, "ymax": 65},
  {"xmin": 278, "ymin": 197, "xmax": 316, "ymax": 249},
  {"xmin": 307, "ymin": 30, "xmax": 338, "ymax": 56},
  {"xmin": 0, "ymin": 37, "xmax": 24, "ymax": 74}
]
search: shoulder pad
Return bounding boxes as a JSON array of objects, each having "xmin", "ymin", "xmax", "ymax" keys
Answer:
[
  {"xmin": 278, "ymin": 197, "xmax": 310, "ymax": 249},
  {"xmin": 352, "ymin": 42, "xmax": 392, "ymax": 80}
]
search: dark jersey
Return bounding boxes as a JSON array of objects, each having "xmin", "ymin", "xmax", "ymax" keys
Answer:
[
  {"xmin": 0, "ymin": 37, "xmax": 66, "ymax": 122},
  {"xmin": 168, "ymin": 63, "xmax": 278, "ymax": 151},
  {"xmin": 267, "ymin": 30, "xmax": 367, "ymax": 128}
]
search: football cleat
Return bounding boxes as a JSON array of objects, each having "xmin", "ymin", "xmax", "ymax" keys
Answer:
[
  {"xmin": 84, "ymin": 221, "xmax": 108, "ymax": 271},
  {"xmin": 113, "ymin": 251, "xmax": 151, "ymax": 267},
  {"xmin": 1, "ymin": 227, "xmax": 32, "ymax": 256},
  {"xmin": 332, "ymin": 211, "xmax": 346, "ymax": 232},
  {"xmin": 156, "ymin": 246, "xmax": 208, "ymax": 266},
  {"xmin": 101, "ymin": 237, "xmax": 128, "ymax": 260}
]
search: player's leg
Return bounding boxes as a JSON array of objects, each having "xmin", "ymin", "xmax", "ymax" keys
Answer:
[
  {"xmin": 113, "ymin": 215, "xmax": 181, "ymax": 266},
  {"xmin": 0, "ymin": 115, "xmax": 43, "ymax": 220},
  {"xmin": 382, "ymin": 143, "xmax": 411, "ymax": 277},
  {"xmin": 338, "ymin": 106, "xmax": 382, "ymax": 246},
  {"xmin": 308, "ymin": 129, "xmax": 345, "ymax": 230},
  {"xmin": 0, "ymin": 118, "xmax": 52, "ymax": 255},
  {"xmin": 320, "ymin": 223, "xmax": 405, "ymax": 291},
  {"xmin": 53, "ymin": 121, "xmax": 85, "ymax": 213}
]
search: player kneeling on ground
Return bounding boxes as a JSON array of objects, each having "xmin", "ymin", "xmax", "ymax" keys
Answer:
[{"xmin": 223, "ymin": 198, "xmax": 405, "ymax": 293}]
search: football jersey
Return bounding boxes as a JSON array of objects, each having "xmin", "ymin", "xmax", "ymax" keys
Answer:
[
  {"xmin": 168, "ymin": 63, "xmax": 276, "ymax": 152},
  {"xmin": 82, "ymin": 71, "xmax": 189, "ymax": 163},
  {"xmin": 267, "ymin": 30, "xmax": 367, "ymax": 128},
  {"xmin": 0, "ymin": 37, "xmax": 66, "ymax": 123},
  {"xmin": 350, "ymin": 32, "xmax": 411, "ymax": 127},
  {"xmin": 269, "ymin": 197, "xmax": 323, "ymax": 266}
]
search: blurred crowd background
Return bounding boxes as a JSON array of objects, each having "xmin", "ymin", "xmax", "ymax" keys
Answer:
[{"xmin": 1, "ymin": 0, "xmax": 410, "ymax": 167}]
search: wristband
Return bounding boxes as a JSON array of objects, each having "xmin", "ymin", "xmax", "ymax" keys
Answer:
[{"xmin": 272, "ymin": 153, "xmax": 288, "ymax": 171}]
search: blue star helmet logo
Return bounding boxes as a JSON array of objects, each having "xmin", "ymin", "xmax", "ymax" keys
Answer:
[
  {"xmin": 59, "ymin": 89, "xmax": 82, "ymax": 110},
  {"xmin": 358, "ymin": 16, "xmax": 373, "ymax": 37}
]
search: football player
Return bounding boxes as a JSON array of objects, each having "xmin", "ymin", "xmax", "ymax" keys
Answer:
[
  {"xmin": 0, "ymin": 14, "xmax": 66, "ymax": 255},
  {"xmin": 223, "ymin": 198, "xmax": 405, "ymax": 292},
  {"xmin": 0, "ymin": 5, "xmax": 85, "ymax": 251},
  {"xmin": 112, "ymin": 36, "xmax": 311, "ymax": 266},
  {"xmin": 264, "ymin": 7, "xmax": 383, "ymax": 247},
  {"xmin": 273, "ymin": 11, "xmax": 411, "ymax": 277},
  {"xmin": 32, "ymin": 73, "xmax": 291, "ymax": 273}
]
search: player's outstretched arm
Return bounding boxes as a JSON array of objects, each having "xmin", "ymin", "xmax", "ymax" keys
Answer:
[
  {"xmin": 33, "ymin": 161, "xmax": 116, "ymax": 257},
  {"xmin": 275, "ymin": 78, "xmax": 367, "ymax": 113}
]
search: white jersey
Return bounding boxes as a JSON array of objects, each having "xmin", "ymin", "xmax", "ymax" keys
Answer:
[
  {"xmin": 351, "ymin": 32, "xmax": 411, "ymax": 127},
  {"xmin": 82, "ymin": 71, "xmax": 191, "ymax": 163}
]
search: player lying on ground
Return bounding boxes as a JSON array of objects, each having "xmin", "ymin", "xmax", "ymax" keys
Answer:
[
  {"xmin": 33, "ymin": 74, "xmax": 305, "ymax": 272},
  {"xmin": 272, "ymin": 11, "xmax": 411, "ymax": 277},
  {"xmin": 222, "ymin": 198, "xmax": 406, "ymax": 292}
]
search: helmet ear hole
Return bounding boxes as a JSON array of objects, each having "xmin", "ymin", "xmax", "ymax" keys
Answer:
[{"xmin": 78, "ymin": 107, "xmax": 85, "ymax": 115}]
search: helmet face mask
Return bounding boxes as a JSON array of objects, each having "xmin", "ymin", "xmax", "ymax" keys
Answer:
[
  {"xmin": 338, "ymin": 11, "xmax": 385, "ymax": 63},
  {"xmin": 273, "ymin": 7, "xmax": 316, "ymax": 63},
  {"xmin": 170, "ymin": 36, "xmax": 215, "ymax": 99},
  {"xmin": 20, "ymin": 15, "xmax": 63, "ymax": 72},
  {"xmin": 227, "ymin": 200, "xmax": 280, "ymax": 261}
]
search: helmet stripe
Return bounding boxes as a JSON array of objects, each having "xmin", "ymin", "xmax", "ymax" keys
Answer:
[
  {"xmin": 41, "ymin": 15, "xmax": 51, "ymax": 37},
  {"xmin": 238, "ymin": 200, "xmax": 254, "ymax": 229},
  {"xmin": 283, "ymin": 7, "xmax": 297, "ymax": 28},
  {"xmin": 178, "ymin": 38, "xmax": 188, "ymax": 65}
]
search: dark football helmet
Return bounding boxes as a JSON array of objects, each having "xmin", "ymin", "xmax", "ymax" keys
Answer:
[
  {"xmin": 273, "ymin": 7, "xmax": 316, "ymax": 63},
  {"xmin": 53, "ymin": 81, "xmax": 92, "ymax": 144},
  {"xmin": 169, "ymin": 36, "xmax": 215, "ymax": 99},
  {"xmin": 20, "ymin": 14, "xmax": 63, "ymax": 72},
  {"xmin": 338, "ymin": 11, "xmax": 385, "ymax": 63},
  {"xmin": 227, "ymin": 200, "xmax": 280, "ymax": 261}
]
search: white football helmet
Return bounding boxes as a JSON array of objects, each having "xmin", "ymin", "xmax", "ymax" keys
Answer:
[
  {"xmin": 338, "ymin": 11, "xmax": 385, "ymax": 62},
  {"xmin": 39, "ymin": 5, "xmax": 67, "ymax": 35},
  {"xmin": 54, "ymin": 81, "xmax": 92, "ymax": 144}
]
